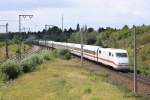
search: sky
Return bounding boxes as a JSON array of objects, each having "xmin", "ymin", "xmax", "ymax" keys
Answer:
[{"xmin": 0, "ymin": 0, "xmax": 150, "ymax": 32}]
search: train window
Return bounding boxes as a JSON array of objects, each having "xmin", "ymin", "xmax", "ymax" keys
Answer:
[
  {"xmin": 116, "ymin": 53, "xmax": 127, "ymax": 57},
  {"xmin": 109, "ymin": 52, "xmax": 111, "ymax": 56},
  {"xmin": 99, "ymin": 50, "xmax": 101, "ymax": 54},
  {"xmin": 84, "ymin": 49, "xmax": 95, "ymax": 55}
]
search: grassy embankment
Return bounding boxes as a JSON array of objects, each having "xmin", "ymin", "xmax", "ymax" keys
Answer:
[{"xmin": 0, "ymin": 49, "xmax": 146, "ymax": 100}]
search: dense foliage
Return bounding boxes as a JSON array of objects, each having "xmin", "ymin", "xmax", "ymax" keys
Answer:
[
  {"xmin": 0, "ymin": 50, "xmax": 51, "ymax": 81},
  {"xmin": 0, "ymin": 60, "xmax": 21, "ymax": 80},
  {"xmin": 68, "ymin": 25, "xmax": 150, "ymax": 76},
  {"xmin": 52, "ymin": 49, "xmax": 71, "ymax": 60},
  {"xmin": 0, "ymin": 49, "xmax": 71, "ymax": 82}
]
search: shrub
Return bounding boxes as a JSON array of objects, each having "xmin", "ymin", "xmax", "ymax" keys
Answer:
[
  {"xmin": 56, "ymin": 49, "xmax": 71, "ymax": 60},
  {"xmin": 140, "ymin": 33, "xmax": 150, "ymax": 45},
  {"xmin": 31, "ymin": 55, "xmax": 43, "ymax": 65},
  {"xmin": 138, "ymin": 64, "xmax": 150, "ymax": 76},
  {"xmin": 21, "ymin": 50, "xmax": 52, "ymax": 73},
  {"xmin": 51, "ymin": 49, "xmax": 59, "ymax": 58},
  {"xmin": 58, "ymin": 49, "xmax": 69, "ymax": 55},
  {"xmin": 21, "ymin": 59, "xmax": 34, "ymax": 73},
  {"xmin": 21, "ymin": 55, "xmax": 43, "ymax": 73},
  {"xmin": 40, "ymin": 50, "xmax": 52, "ymax": 60},
  {"xmin": 64, "ymin": 52, "xmax": 71, "ymax": 60},
  {"xmin": 0, "ymin": 60, "xmax": 21, "ymax": 80},
  {"xmin": 0, "ymin": 50, "xmax": 53, "ymax": 81}
]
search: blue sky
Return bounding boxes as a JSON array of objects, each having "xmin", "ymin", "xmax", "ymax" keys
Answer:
[{"xmin": 0, "ymin": 0, "xmax": 150, "ymax": 32}]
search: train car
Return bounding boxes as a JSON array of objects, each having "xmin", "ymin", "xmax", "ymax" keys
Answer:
[
  {"xmin": 39, "ymin": 40, "xmax": 45, "ymax": 46},
  {"xmin": 38, "ymin": 40, "xmax": 129, "ymax": 70},
  {"xmin": 97, "ymin": 48, "xmax": 129, "ymax": 70}
]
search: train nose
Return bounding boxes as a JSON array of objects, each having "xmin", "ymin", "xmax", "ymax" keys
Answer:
[
  {"xmin": 118, "ymin": 58, "xmax": 129, "ymax": 66},
  {"xmin": 119, "ymin": 58, "xmax": 129, "ymax": 63}
]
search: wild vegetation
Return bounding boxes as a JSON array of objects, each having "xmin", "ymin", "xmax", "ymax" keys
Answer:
[
  {"xmin": 68, "ymin": 25, "xmax": 150, "ymax": 76},
  {"xmin": 0, "ymin": 34, "xmax": 33, "ymax": 63},
  {"xmin": 0, "ymin": 49, "xmax": 71, "ymax": 82},
  {"xmin": 0, "ymin": 55, "xmax": 146, "ymax": 100},
  {"xmin": 52, "ymin": 49, "xmax": 71, "ymax": 60},
  {"xmin": 0, "ymin": 42, "xmax": 31, "ymax": 63}
]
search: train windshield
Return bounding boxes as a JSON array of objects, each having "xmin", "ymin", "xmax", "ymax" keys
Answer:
[{"xmin": 116, "ymin": 53, "xmax": 127, "ymax": 57}]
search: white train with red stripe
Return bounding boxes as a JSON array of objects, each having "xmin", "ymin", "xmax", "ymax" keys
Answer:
[{"xmin": 39, "ymin": 40, "xmax": 129, "ymax": 70}]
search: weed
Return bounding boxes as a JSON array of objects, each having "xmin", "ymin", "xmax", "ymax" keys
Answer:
[{"xmin": 84, "ymin": 85, "xmax": 92, "ymax": 94}]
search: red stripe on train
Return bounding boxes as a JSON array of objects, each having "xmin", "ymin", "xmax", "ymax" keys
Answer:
[{"xmin": 72, "ymin": 50, "xmax": 118, "ymax": 66}]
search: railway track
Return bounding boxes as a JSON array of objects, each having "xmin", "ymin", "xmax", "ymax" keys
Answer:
[{"xmin": 118, "ymin": 72, "xmax": 150, "ymax": 86}]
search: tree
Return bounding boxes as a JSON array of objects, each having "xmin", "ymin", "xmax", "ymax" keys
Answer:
[
  {"xmin": 76, "ymin": 24, "xmax": 80, "ymax": 32},
  {"xmin": 85, "ymin": 25, "xmax": 87, "ymax": 32},
  {"xmin": 122, "ymin": 25, "xmax": 129, "ymax": 30},
  {"xmin": 106, "ymin": 27, "xmax": 114, "ymax": 31},
  {"xmin": 85, "ymin": 32, "xmax": 97, "ymax": 45},
  {"xmin": 64, "ymin": 28, "xmax": 68, "ymax": 33},
  {"xmin": 68, "ymin": 27, "xmax": 74, "ymax": 33},
  {"xmin": 87, "ymin": 27, "xmax": 94, "ymax": 32},
  {"xmin": 42, "ymin": 29, "xmax": 46, "ymax": 33},
  {"xmin": 98, "ymin": 27, "xmax": 105, "ymax": 33},
  {"xmin": 68, "ymin": 32, "xmax": 80, "ymax": 43}
]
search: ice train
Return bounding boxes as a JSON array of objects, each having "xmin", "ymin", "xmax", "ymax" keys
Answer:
[{"xmin": 38, "ymin": 40, "xmax": 129, "ymax": 70}]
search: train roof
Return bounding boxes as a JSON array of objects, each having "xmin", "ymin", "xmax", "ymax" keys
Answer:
[
  {"xmin": 66, "ymin": 43, "xmax": 127, "ymax": 52},
  {"xmin": 104, "ymin": 48, "xmax": 127, "ymax": 53},
  {"xmin": 66, "ymin": 43, "xmax": 101, "ymax": 51},
  {"xmin": 45, "ymin": 40, "xmax": 127, "ymax": 53}
]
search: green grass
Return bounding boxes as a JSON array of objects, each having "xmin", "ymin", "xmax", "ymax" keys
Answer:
[
  {"xmin": 0, "ymin": 58, "xmax": 141, "ymax": 100},
  {"xmin": 0, "ymin": 43, "xmax": 31, "ymax": 63}
]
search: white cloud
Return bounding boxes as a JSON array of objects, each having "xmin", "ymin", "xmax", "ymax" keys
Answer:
[{"xmin": 0, "ymin": 0, "xmax": 150, "ymax": 32}]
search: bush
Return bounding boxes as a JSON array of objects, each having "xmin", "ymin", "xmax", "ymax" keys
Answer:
[
  {"xmin": 40, "ymin": 50, "xmax": 52, "ymax": 60},
  {"xmin": 139, "ymin": 33, "xmax": 150, "ymax": 45},
  {"xmin": 21, "ymin": 55, "xmax": 43, "ymax": 73},
  {"xmin": 0, "ymin": 60, "xmax": 21, "ymax": 80},
  {"xmin": 21, "ymin": 50, "xmax": 52, "ymax": 73},
  {"xmin": 0, "ymin": 50, "xmax": 53, "ymax": 81},
  {"xmin": 53, "ymin": 49, "xmax": 71, "ymax": 60},
  {"xmin": 21, "ymin": 59, "xmax": 35, "ymax": 73},
  {"xmin": 31, "ymin": 55, "xmax": 43, "ymax": 65}
]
